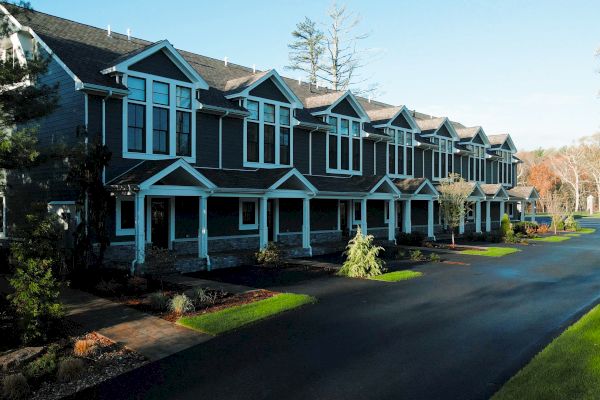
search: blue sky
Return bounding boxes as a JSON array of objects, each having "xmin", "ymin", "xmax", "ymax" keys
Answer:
[{"xmin": 30, "ymin": 0, "xmax": 600, "ymax": 150}]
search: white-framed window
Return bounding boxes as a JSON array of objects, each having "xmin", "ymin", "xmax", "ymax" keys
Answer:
[
  {"xmin": 327, "ymin": 114, "xmax": 362, "ymax": 174},
  {"xmin": 116, "ymin": 197, "xmax": 135, "ymax": 236},
  {"xmin": 0, "ymin": 195, "xmax": 6, "ymax": 238},
  {"xmin": 244, "ymin": 98, "xmax": 293, "ymax": 168},
  {"xmin": 123, "ymin": 72, "xmax": 196, "ymax": 161},
  {"xmin": 468, "ymin": 145, "xmax": 486, "ymax": 182},
  {"xmin": 433, "ymin": 137, "xmax": 454, "ymax": 180},
  {"xmin": 239, "ymin": 199, "xmax": 259, "ymax": 230},
  {"xmin": 387, "ymin": 128, "xmax": 414, "ymax": 177},
  {"xmin": 352, "ymin": 200, "xmax": 362, "ymax": 225},
  {"xmin": 499, "ymin": 151, "xmax": 513, "ymax": 185}
]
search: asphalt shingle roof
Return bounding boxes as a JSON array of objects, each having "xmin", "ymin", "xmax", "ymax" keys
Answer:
[
  {"xmin": 196, "ymin": 167, "xmax": 293, "ymax": 190},
  {"xmin": 393, "ymin": 178, "xmax": 426, "ymax": 194},
  {"xmin": 307, "ymin": 175, "xmax": 387, "ymax": 193}
]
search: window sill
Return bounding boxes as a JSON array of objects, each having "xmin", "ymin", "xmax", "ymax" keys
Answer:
[
  {"xmin": 123, "ymin": 152, "xmax": 196, "ymax": 163},
  {"xmin": 244, "ymin": 162, "xmax": 292, "ymax": 169},
  {"xmin": 326, "ymin": 169, "xmax": 362, "ymax": 176},
  {"xmin": 116, "ymin": 228, "xmax": 135, "ymax": 236}
]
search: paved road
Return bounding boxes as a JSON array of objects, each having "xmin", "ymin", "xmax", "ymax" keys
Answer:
[{"xmin": 75, "ymin": 219, "xmax": 600, "ymax": 400}]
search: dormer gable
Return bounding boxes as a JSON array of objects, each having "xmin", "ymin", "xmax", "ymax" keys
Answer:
[
  {"xmin": 368, "ymin": 105, "xmax": 419, "ymax": 131},
  {"xmin": 224, "ymin": 70, "xmax": 303, "ymax": 108},
  {"xmin": 416, "ymin": 117, "xmax": 459, "ymax": 140},
  {"xmin": 488, "ymin": 133, "xmax": 517, "ymax": 152},
  {"xmin": 305, "ymin": 90, "xmax": 370, "ymax": 121},
  {"xmin": 456, "ymin": 126, "xmax": 490, "ymax": 147}
]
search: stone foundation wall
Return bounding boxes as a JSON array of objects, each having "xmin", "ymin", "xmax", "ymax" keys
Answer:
[{"xmin": 209, "ymin": 235, "xmax": 260, "ymax": 252}]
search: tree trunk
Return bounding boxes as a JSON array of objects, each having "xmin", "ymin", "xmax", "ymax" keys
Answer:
[{"xmin": 451, "ymin": 231, "xmax": 455, "ymax": 248}]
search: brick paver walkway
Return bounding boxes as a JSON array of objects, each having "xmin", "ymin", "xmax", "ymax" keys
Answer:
[
  {"xmin": 162, "ymin": 274, "xmax": 254, "ymax": 294},
  {"xmin": 61, "ymin": 288, "xmax": 212, "ymax": 361}
]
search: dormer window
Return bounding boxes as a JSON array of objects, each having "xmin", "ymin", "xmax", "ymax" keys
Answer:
[
  {"xmin": 469, "ymin": 145, "xmax": 486, "ymax": 182},
  {"xmin": 176, "ymin": 86, "xmax": 191, "ymax": 109},
  {"xmin": 387, "ymin": 128, "xmax": 414, "ymax": 177},
  {"xmin": 128, "ymin": 77, "xmax": 145, "ymax": 101},
  {"xmin": 499, "ymin": 150, "xmax": 513, "ymax": 185},
  {"xmin": 327, "ymin": 115, "xmax": 362, "ymax": 174},
  {"xmin": 244, "ymin": 98, "xmax": 292, "ymax": 167},
  {"xmin": 433, "ymin": 137, "xmax": 454, "ymax": 180}
]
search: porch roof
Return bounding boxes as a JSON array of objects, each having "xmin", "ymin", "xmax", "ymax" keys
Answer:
[
  {"xmin": 307, "ymin": 174, "xmax": 390, "ymax": 194},
  {"xmin": 393, "ymin": 178, "xmax": 438, "ymax": 196},
  {"xmin": 106, "ymin": 159, "xmax": 182, "ymax": 191},
  {"xmin": 196, "ymin": 167, "xmax": 293, "ymax": 190},
  {"xmin": 508, "ymin": 186, "xmax": 539, "ymax": 201}
]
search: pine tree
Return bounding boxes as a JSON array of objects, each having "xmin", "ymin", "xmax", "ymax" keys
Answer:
[
  {"xmin": 286, "ymin": 17, "xmax": 324, "ymax": 86},
  {"xmin": 337, "ymin": 226, "xmax": 385, "ymax": 278}
]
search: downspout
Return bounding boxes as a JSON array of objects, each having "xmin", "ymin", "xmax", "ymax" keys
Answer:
[
  {"xmin": 218, "ymin": 111, "xmax": 230, "ymax": 169},
  {"xmin": 101, "ymin": 89, "xmax": 113, "ymax": 184}
]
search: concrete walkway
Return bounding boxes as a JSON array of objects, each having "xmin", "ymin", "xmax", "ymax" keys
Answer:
[{"xmin": 61, "ymin": 288, "xmax": 212, "ymax": 361}]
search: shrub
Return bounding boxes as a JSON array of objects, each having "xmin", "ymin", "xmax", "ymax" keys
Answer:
[
  {"xmin": 395, "ymin": 249, "xmax": 407, "ymax": 260},
  {"xmin": 2, "ymin": 373, "xmax": 29, "ymax": 400},
  {"xmin": 483, "ymin": 232, "xmax": 503, "ymax": 243},
  {"xmin": 148, "ymin": 291, "xmax": 170, "ymax": 312},
  {"xmin": 190, "ymin": 288, "xmax": 219, "ymax": 307},
  {"xmin": 464, "ymin": 232, "xmax": 486, "ymax": 242},
  {"xmin": 537, "ymin": 224, "xmax": 550, "ymax": 234},
  {"xmin": 57, "ymin": 357, "xmax": 85, "ymax": 383},
  {"xmin": 73, "ymin": 339, "xmax": 97, "ymax": 357},
  {"xmin": 255, "ymin": 242, "xmax": 283, "ymax": 267},
  {"xmin": 409, "ymin": 250, "xmax": 425, "ymax": 261},
  {"xmin": 500, "ymin": 214, "xmax": 513, "ymax": 238},
  {"xmin": 169, "ymin": 294, "xmax": 194, "ymax": 315},
  {"xmin": 396, "ymin": 232, "xmax": 425, "ymax": 246},
  {"xmin": 513, "ymin": 221, "xmax": 538, "ymax": 235},
  {"xmin": 429, "ymin": 253, "xmax": 441, "ymax": 262},
  {"xmin": 337, "ymin": 227, "xmax": 385, "ymax": 278},
  {"xmin": 8, "ymin": 258, "xmax": 63, "ymax": 344},
  {"xmin": 556, "ymin": 219, "xmax": 565, "ymax": 231},
  {"xmin": 564, "ymin": 214, "xmax": 579, "ymax": 231},
  {"xmin": 23, "ymin": 345, "xmax": 58, "ymax": 381}
]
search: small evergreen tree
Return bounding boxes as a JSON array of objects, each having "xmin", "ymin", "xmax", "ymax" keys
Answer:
[
  {"xmin": 500, "ymin": 213, "xmax": 514, "ymax": 241},
  {"xmin": 337, "ymin": 226, "xmax": 385, "ymax": 278}
]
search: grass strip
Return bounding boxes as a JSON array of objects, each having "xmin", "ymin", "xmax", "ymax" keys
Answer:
[
  {"xmin": 577, "ymin": 228, "xmax": 596, "ymax": 234},
  {"xmin": 493, "ymin": 304, "xmax": 600, "ymax": 399},
  {"xmin": 177, "ymin": 293, "xmax": 316, "ymax": 335},
  {"xmin": 531, "ymin": 236, "xmax": 571, "ymax": 243},
  {"xmin": 461, "ymin": 247, "xmax": 521, "ymax": 257},
  {"xmin": 369, "ymin": 270, "xmax": 423, "ymax": 282}
]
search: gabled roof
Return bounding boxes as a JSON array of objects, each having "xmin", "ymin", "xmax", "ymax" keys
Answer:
[
  {"xmin": 223, "ymin": 69, "xmax": 303, "ymax": 108},
  {"xmin": 394, "ymin": 178, "xmax": 438, "ymax": 196},
  {"xmin": 416, "ymin": 117, "xmax": 459, "ymax": 140},
  {"xmin": 488, "ymin": 133, "xmax": 517, "ymax": 152},
  {"xmin": 304, "ymin": 90, "xmax": 370, "ymax": 120},
  {"xmin": 508, "ymin": 186, "xmax": 539, "ymax": 201},
  {"xmin": 480, "ymin": 184, "xmax": 509, "ymax": 199},
  {"xmin": 307, "ymin": 174, "xmax": 391, "ymax": 195},
  {"xmin": 455, "ymin": 126, "xmax": 491, "ymax": 147},
  {"xmin": 366, "ymin": 105, "xmax": 420, "ymax": 131}
]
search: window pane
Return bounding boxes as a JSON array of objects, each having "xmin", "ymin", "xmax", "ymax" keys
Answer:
[
  {"xmin": 406, "ymin": 133, "xmax": 412, "ymax": 146},
  {"xmin": 340, "ymin": 119, "xmax": 349, "ymax": 136},
  {"xmin": 152, "ymin": 107, "xmax": 169, "ymax": 154},
  {"xmin": 447, "ymin": 141, "xmax": 453, "ymax": 153},
  {"xmin": 279, "ymin": 127, "xmax": 290, "ymax": 165},
  {"xmin": 176, "ymin": 86, "xmax": 191, "ymax": 109},
  {"xmin": 153, "ymin": 81, "xmax": 169, "ymax": 105},
  {"xmin": 264, "ymin": 125, "xmax": 275, "ymax": 163},
  {"xmin": 352, "ymin": 121, "xmax": 360, "ymax": 137},
  {"xmin": 280, "ymin": 107, "xmax": 291, "ymax": 126},
  {"xmin": 127, "ymin": 103, "xmax": 145, "ymax": 152},
  {"xmin": 328, "ymin": 135, "xmax": 337, "ymax": 169},
  {"xmin": 388, "ymin": 144, "xmax": 395, "ymax": 174},
  {"xmin": 128, "ymin": 77, "xmax": 145, "ymax": 101},
  {"xmin": 247, "ymin": 122, "xmax": 259, "ymax": 162},
  {"xmin": 341, "ymin": 137, "xmax": 349, "ymax": 169},
  {"xmin": 242, "ymin": 202, "xmax": 256, "ymax": 225},
  {"xmin": 120, "ymin": 200, "xmax": 135, "ymax": 229},
  {"xmin": 176, "ymin": 111, "xmax": 191, "ymax": 156},
  {"xmin": 352, "ymin": 139, "xmax": 360, "ymax": 171},
  {"xmin": 247, "ymin": 100, "xmax": 259, "ymax": 120},
  {"xmin": 398, "ymin": 146, "xmax": 404, "ymax": 175},
  {"xmin": 406, "ymin": 149, "xmax": 413, "ymax": 175},
  {"xmin": 397, "ymin": 131, "xmax": 404, "ymax": 144},
  {"xmin": 328, "ymin": 116, "xmax": 337, "ymax": 134},
  {"xmin": 264, "ymin": 103, "xmax": 275, "ymax": 123}
]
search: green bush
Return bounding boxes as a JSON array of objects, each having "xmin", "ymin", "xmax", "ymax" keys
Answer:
[
  {"xmin": 2, "ymin": 373, "xmax": 29, "ymax": 400},
  {"xmin": 337, "ymin": 227, "xmax": 385, "ymax": 278},
  {"xmin": 513, "ymin": 221, "xmax": 539, "ymax": 235},
  {"xmin": 148, "ymin": 291, "xmax": 170, "ymax": 312},
  {"xmin": 396, "ymin": 232, "xmax": 426, "ymax": 246},
  {"xmin": 556, "ymin": 219, "xmax": 565, "ymax": 231},
  {"xmin": 255, "ymin": 242, "xmax": 283, "ymax": 267},
  {"xmin": 169, "ymin": 294, "xmax": 194, "ymax": 315},
  {"xmin": 429, "ymin": 253, "xmax": 441, "ymax": 262},
  {"xmin": 500, "ymin": 214, "xmax": 513, "ymax": 238},
  {"xmin": 409, "ymin": 250, "xmax": 425, "ymax": 261},
  {"xmin": 23, "ymin": 345, "xmax": 59, "ymax": 382},
  {"xmin": 564, "ymin": 214, "xmax": 580, "ymax": 231}
]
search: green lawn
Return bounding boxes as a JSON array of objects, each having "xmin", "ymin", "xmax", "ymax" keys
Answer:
[
  {"xmin": 565, "ymin": 233, "xmax": 581, "ymax": 237},
  {"xmin": 370, "ymin": 270, "xmax": 423, "ymax": 282},
  {"xmin": 577, "ymin": 228, "xmax": 596, "ymax": 234},
  {"xmin": 177, "ymin": 293, "xmax": 316, "ymax": 335},
  {"xmin": 493, "ymin": 304, "xmax": 600, "ymax": 399},
  {"xmin": 461, "ymin": 247, "xmax": 521, "ymax": 257},
  {"xmin": 531, "ymin": 235, "xmax": 571, "ymax": 243}
]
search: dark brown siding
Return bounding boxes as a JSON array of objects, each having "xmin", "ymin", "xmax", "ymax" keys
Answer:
[
  {"xmin": 311, "ymin": 131, "xmax": 327, "ymax": 175},
  {"xmin": 375, "ymin": 142, "xmax": 386, "ymax": 175},
  {"xmin": 414, "ymin": 148, "xmax": 424, "ymax": 178},
  {"xmin": 293, "ymin": 128, "xmax": 310, "ymax": 174},
  {"xmin": 423, "ymin": 149, "xmax": 433, "ymax": 180},
  {"xmin": 105, "ymin": 98, "xmax": 139, "ymax": 181},
  {"xmin": 249, "ymin": 78, "xmax": 289, "ymax": 103},
  {"xmin": 363, "ymin": 140, "xmax": 374, "ymax": 175},
  {"xmin": 331, "ymin": 98, "xmax": 359, "ymax": 118},
  {"xmin": 197, "ymin": 112, "xmax": 219, "ymax": 168},
  {"xmin": 129, "ymin": 50, "xmax": 191, "ymax": 82},
  {"xmin": 208, "ymin": 197, "xmax": 257, "ymax": 236},
  {"xmin": 391, "ymin": 113, "xmax": 411, "ymax": 129},
  {"xmin": 222, "ymin": 117, "xmax": 244, "ymax": 169}
]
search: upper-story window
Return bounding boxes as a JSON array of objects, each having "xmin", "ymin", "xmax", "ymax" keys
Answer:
[
  {"xmin": 124, "ymin": 74, "xmax": 195, "ymax": 161},
  {"xmin": 433, "ymin": 137, "xmax": 454, "ymax": 180},
  {"xmin": 327, "ymin": 115, "xmax": 361, "ymax": 174},
  {"xmin": 387, "ymin": 128, "xmax": 414, "ymax": 177},
  {"xmin": 468, "ymin": 145, "xmax": 486, "ymax": 182},
  {"xmin": 245, "ymin": 98, "xmax": 292, "ymax": 167},
  {"xmin": 499, "ymin": 151, "xmax": 513, "ymax": 185}
]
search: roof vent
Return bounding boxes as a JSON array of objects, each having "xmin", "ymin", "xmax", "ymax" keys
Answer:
[
  {"xmin": 126, "ymin": 28, "xmax": 131, "ymax": 41},
  {"xmin": 224, "ymin": 56, "xmax": 228, "ymax": 67},
  {"xmin": 298, "ymin": 76, "xmax": 301, "ymax": 85},
  {"xmin": 316, "ymin": 80, "xmax": 320, "ymax": 89},
  {"xmin": 252, "ymin": 64, "xmax": 256, "ymax": 73},
  {"xmin": 368, "ymin": 95, "xmax": 372, "ymax": 103},
  {"xmin": 107, "ymin": 24, "xmax": 111, "ymax": 37}
]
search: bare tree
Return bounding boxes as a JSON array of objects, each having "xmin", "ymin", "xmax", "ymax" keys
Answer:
[
  {"xmin": 286, "ymin": 17, "xmax": 324, "ymax": 86},
  {"xmin": 438, "ymin": 174, "xmax": 473, "ymax": 247},
  {"xmin": 544, "ymin": 188, "xmax": 569, "ymax": 235},
  {"xmin": 551, "ymin": 146, "xmax": 586, "ymax": 211},
  {"xmin": 581, "ymin": 133, "xmax": 600, "ymax": 212}
]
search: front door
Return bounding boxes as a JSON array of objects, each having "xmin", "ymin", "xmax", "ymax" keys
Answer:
[
  {"xmin": 340, "ymin": 201, "xmax": 348, "ymax": 238},
  {"xmin": 151, "ymin": 198, "xmax": 170, "ymax": 249}
]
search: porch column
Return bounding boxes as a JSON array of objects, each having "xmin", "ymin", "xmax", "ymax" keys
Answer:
[
  {"xmin": 273, "ymin": 199, "xmax": 280, "ymax": 242},
  {"xmin": 198, "ymin": 196, "xmax": 208, "ymax": 260},
  {"xmin": 427, "ymin": 199, "xmax": 435, "ymax": 238},
  {"xmin": 403, "ymin": 199, "xmax": 411, "ymax": 233},
  {"xmin": 485, "ymin": 200, "xmax": 492, "ymax": 232},
  {"xmin": 475, "ymin": 200, "xmax": 482, "ymax": 233},
  {"xmin": 135, "ymin": 192, "xmax": 145, "ymax": 265},
  {"xmin": 388, "ymin": 199, "xmax": 396, "ymax": 242},
  {"xmin": 520, "ymin": 200, "xmax": 526, "ymax": 222},
  {"xmin": 302, "ymin": 198, "xmax": 311, "ymax": 254},
  {"xmin": 259, "ymin": 197, "xmax": 268, "ymax": 249},
  {"xmin": 499, "ymin": 200, "xmax": 505, "ymax": 219},
  {"xmin": 532, "ymin": 202, "xmax": 537, "ymax": 222},
  {"xmin": 360, "ymin": 198, "xmax": 367, "ymax": 235}
]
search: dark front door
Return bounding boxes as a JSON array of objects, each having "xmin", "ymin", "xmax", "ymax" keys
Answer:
[
  {"xmin": 151, "ymin": 198, "xmax": 170, "ymax": 249},
  {"xmin": 340, "ymin": 201, "xmax": 348, "ymax": 237}
]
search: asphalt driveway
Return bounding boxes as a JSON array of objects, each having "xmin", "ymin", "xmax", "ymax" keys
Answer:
[{"xmin": 74, "ymin": 219, "xmax": 600, "ymax": 400}]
